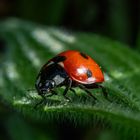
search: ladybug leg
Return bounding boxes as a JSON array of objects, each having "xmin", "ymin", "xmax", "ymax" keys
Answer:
[
  {"xmin": 78, "ymin": 84, "xmax": 97, "ymax": 100},
  {"xmin": 70, "ymin": 88, "xmax": 76, "ymax": 94},
  {"xmin": 34, "ymin": 91, "xmax": 57, "ymax": 108},
  {"xmin": 90, "ymin": 84, "xmax": 108, "ymax": 99},
  {"xmin": 86, "ymin": 83, "xmax": 108, "ymax": 100},
  {"xmin": 63, "ymin": 78, "xmax": 72, "ymax": 101},
  {"xmin": 98, "ymin": 85, "xmax": 108, "ymax": 99},
  {"xmin": 51, "ymin": 90, "xmax": 58, "ymax": 95},
  {"xmin": 34, "ymin": 94, "xmax": 46, "ymax": 109}
]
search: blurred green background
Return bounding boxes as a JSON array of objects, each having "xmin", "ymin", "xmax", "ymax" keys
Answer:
[
  {"xmin": 0, "ymin": 0, "xmax": 139, "ymax": 47},
  {"xmin": 0, "ymin": 1, "xmax": 140, "ymax": 140}
]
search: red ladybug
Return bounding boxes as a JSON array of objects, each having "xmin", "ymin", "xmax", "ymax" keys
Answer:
[{"xmin": 35, "ymin": 50, "xmax": 107, "ymax": 103}]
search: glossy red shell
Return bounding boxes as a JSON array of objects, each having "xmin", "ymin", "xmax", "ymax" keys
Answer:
[{"xmin": 57, "ymin": 50, "xmax": 104, "ymax": 84}]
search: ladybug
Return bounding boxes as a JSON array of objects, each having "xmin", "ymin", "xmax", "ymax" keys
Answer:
[{"xmin": 35, "ymin": 50, "xmax": 107, "ymax": 104}]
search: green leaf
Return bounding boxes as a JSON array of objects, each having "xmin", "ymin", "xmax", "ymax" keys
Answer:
[
  {"xmin": 5, "ymin": 114, "xmax": 55, "ymax": 140},
  {"xmin": 137, "ymin": 31, "xmax": 140, "ymax": 51},
  {"xmin": 1, "ymin": 18, "xmax": 140, "ymax": 139}
]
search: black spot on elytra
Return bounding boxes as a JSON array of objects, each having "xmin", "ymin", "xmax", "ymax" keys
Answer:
[
  {"xmin": 52, "ymin": 56, "xmax": 66, "ymax": 63},
  {"xmin": 86, "ymin": 69, "xmax": 92, "ymax": 78},
  {"xmin": 80, "ymin": 52, "xmax": 88, "ymax": 59}
]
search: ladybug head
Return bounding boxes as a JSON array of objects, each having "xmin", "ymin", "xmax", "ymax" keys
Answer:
[{"xmin": 36, "ymin": 80, "xmax": 55, "ymax": 95}]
